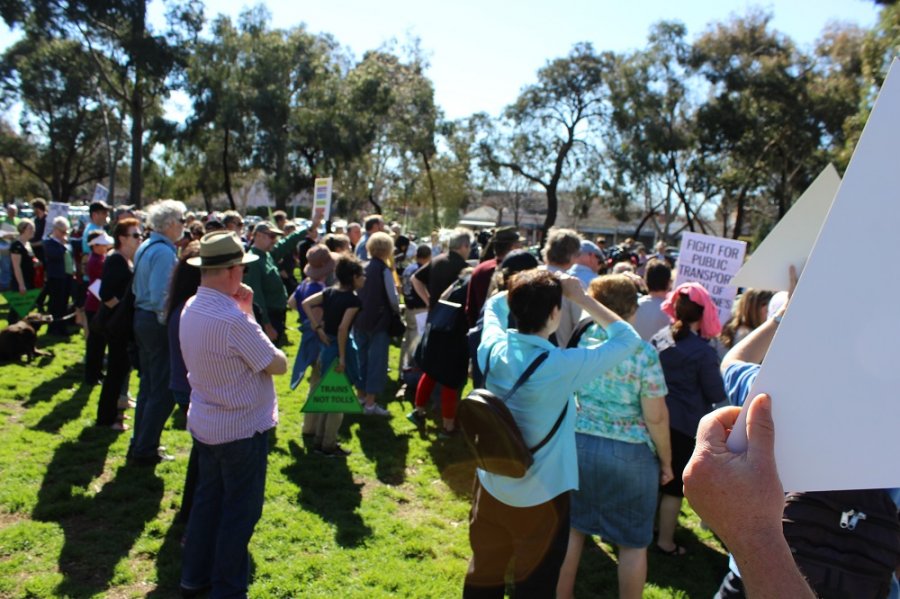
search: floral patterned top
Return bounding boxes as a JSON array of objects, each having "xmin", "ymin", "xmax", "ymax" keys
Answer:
[{"xmin": 574, "ymin": 323, "xmax": 668, "ymax": 452}]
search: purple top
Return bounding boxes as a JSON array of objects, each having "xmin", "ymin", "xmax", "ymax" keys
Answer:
[{"xmin": 181, "ymin": 287, "xmax": 279, "ymax": 444}]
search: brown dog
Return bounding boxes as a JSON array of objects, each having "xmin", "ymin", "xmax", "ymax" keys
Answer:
[{"xmin": 0, "ymin": 313, "xmax": 53, "ymax": 363}]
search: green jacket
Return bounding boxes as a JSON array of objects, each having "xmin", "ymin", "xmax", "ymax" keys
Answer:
[{"xmin": 243, "ymin": 227, "xmax": 308, "ymax": 324}]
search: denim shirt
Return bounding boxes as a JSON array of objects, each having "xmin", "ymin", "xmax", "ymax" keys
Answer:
[
  {"xmin": 475, "ymin": 292, "xmax": 641, "ymax": 507},
  {"xmin": 132, "ymin": 232, "xmax": 178, "ymax": 323}
]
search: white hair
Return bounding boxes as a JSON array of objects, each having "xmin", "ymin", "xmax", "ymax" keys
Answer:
[
  {"xmin": 147, "ymin": 199, "xmax": 186, "ymax": 232},
  {"xmin": 52, "ymin": 215, "xmax": 69, "ymax": 230},
  {"xmin": 447, "ymin": 227, "xmax": 473, "ymax": 252}
]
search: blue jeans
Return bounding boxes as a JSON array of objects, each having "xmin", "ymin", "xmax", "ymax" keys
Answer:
[
  {"xmin": 130, "ymin": 309, "xmax": 174, "ymax": 459},
  {"xmin": 353, "ymin": 329, "xmax": 390, "ymax": 395},
  {"xmin": 181, "ymin": 430, "xmax": 269, "ymax": 597}
]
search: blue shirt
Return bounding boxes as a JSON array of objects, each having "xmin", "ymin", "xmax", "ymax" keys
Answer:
[
  {"xmin": 132, "ymin": 232, "xmax": 178, "ymax": 323},
  {"xmin": 476, "ymin": 292, "xmax": 641, "ymax": 507},
  {"xmin": 355, "ymin": 233, "xmax": 370, "ymax": 261},
  {"xmin": 567, "ymin": 263, "xmax": 598, "ymax": 289},
  {"xmin": 723, "ymin": 361, "xmax": 760, "ymax": 407}
]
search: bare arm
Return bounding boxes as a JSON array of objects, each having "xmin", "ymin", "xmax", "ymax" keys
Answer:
[
  {"xmin": 335, "ymin": 307, "xmax": 360, "ymax": 372},
  {"xmin": 263, "ymin": 349, "xmax": 288, "ymax": 375},
  {"xmin": 560, "ymin": 275, "xmax": 623, "ymax": 328},
  {"xmin": 301, "ymin": 291, "xmax": 329, "ymax": 345},
  {"xmin": 640, "ymin": 395, "xmax": 673, "ymax": 485},
  {"xmin": 683, "ymin": 396, "xmax": 816, "ymax": 599},
  {"xmin": 721, "ymin": 266, "xmax": 796, "ymax": 372}
]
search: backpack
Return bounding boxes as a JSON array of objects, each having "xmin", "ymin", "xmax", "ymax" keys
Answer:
[
  {"xmin": 457, "ymin": 351, "xmax": 568, "ymax": 478},
  {"xmin": 782, "ymin": 489, "xmax": 900, "ymax": 599}
]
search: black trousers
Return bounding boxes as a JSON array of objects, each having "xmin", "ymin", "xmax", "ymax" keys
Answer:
[
  {"xmin": 96, "ymin": 335, "xmax": 130, "ymax": 426},
  {"xmin": 463, "ymin": 480, "xmax": 570, "ymax": 598},
  {"xmin": 84, "ymin": 310, "xmax": 107, "ymax": 383},
  {"xmin": 46, "ymin": 277, "xmax": 71, "ymax": 335}
]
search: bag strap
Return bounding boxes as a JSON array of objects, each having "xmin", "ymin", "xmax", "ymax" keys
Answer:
[
  {"xmin": 566, "ymin": 316, "xmax": 595, "ymax": 349},
  {"xmin": 529, "ymin": 402, "xmax": 568, "ymax": 454},
  {"xmin": 482, "ymin": 349, "xmax": 566, "ymax": 455}
]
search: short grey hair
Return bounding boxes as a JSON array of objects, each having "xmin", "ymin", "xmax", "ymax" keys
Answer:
[
  {"xmin": 542, "ymin": 228, "xmax": 582, "ymax": 265},
  {"xmin": 52, "ymin": 215, "xmax": 69, "ymax": 230},
  {"xmin": 448, "ymin": 227, "xmax": 473, "ymax": 252},
  {"xmin": 147, "ymin": 199, "xmax": 186, "ymax": 232}
]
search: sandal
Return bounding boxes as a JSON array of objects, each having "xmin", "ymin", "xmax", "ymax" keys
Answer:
[{"xmin": 654, "ymin": 543, "xmax": 687, "ymax": 557}]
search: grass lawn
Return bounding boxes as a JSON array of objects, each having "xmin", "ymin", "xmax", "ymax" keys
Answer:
[{"xmin": 0, "ymin": 306, "xmax": 730, "ymax": 598}]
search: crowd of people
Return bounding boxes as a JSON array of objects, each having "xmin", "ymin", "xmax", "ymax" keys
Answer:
[{"xmin": 1, "ymin": 197, "xmax": 898, "ymax": 598}]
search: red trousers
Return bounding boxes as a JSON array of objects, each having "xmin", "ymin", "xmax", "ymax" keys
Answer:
[{"xmin": 414, "ymin": 373, "xmax": 459, "ymax": 420}]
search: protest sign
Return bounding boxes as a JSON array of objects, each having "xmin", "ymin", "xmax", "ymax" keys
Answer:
[
  {"xmin": 3, "ymin": 289, "xmax": 42, "ymax": 318},
  {"xmin": 301, "ymin": 361, "xmax": 363, "ymax": 414},
  {"xmin": 727, "ymin": 58, "xmax": 900, "ymax": 491},
  {"xmin": 673, "ymin": 232, "xmax": 746, "ymax": 324},
  {"xmin": 732, "ymin": 164, "xmax": 841, "ymax": 291},
  {"xmin": 313, "ymin": 177, "xmax": 333, "ymax": 221},
  {"xmin": 92, "ymin": 184, "xmax": 109, "ymax": 203},
  {"xmin": 45, "ymin": 203, "xmax": 69, "ymax": 239}
]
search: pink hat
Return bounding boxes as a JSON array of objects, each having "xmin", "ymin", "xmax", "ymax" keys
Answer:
[{"xmin": 661, "ymin": 282, "xmax": 722, "ymax": 339}]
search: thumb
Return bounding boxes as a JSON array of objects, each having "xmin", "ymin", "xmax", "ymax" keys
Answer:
[{"xmin": 745, "ymin": 393, "xmax": 776, "ymax": 462}]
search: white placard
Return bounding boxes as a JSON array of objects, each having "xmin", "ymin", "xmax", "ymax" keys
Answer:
[
  {"xmin": 88, "ymin": 279, "xmax": 102, "ymax": 300},
  {"xmin": 727, "ymin": 58, "xmax": 900, "ymax": 492},
  {"xmin": 732, "ymin": 164, "xmax": 841, "ymax": 291},
  {"xmin": 673, "ymin": 232, "xmax": 747, "ymax": 324},
  {"xmin": 45, "ymin": 202, "xmax": 70, "ymax": 239},
  {"xmin": 92, "ymin": 183, "xmax": 109, "ymax": 203},
  {"xmin": 313, "ymin": 177, "xmax": 333, "ymax": 221}
]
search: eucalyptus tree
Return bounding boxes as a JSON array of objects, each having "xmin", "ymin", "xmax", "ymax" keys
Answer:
[
  {"xmin": 0, "ymin": 36, "xmax": 111, "ymax": 202},
  {"xmin": 479, "ymin": 42, "xmax": 611, "ymax": 241},
  {"xmin": 1, "ymin": 0, "xmax": 204, "ymax": 207},
  {"xmin": 689, "ymin": 11, "xmax": 827, "ymax": 238}
]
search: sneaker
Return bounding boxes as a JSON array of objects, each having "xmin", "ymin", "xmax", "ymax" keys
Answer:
[
  {"xmin": 316, "ymin": 444, "xmax": 352, "ymax": 458},
  {"xmin": 406, "ymin": 410, "xmax": 426, "ymax": 428},
  {"xmin": 364, "ymin": 403, "xmax": 391, "ymax": 417}
]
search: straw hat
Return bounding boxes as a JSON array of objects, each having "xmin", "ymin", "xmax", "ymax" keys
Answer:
[{"xmin": 187, "ymin": 231, "xmax": 260, "ymax": 269}]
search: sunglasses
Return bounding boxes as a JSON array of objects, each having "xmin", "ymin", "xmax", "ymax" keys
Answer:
[
  {"xmin": 126, "ymin": 232, "xmax": 141, "ymax": 239},
  {"xmin": 231, "ymin": 264, "xmax": 249, "ymax": 273}
]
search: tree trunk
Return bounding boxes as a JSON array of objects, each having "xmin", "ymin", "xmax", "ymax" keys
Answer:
[
  {"xmin": 368, "ymin": 190, "xmax": 383, "ymax": 215},
  {"xmin": 127, "ymin": 2, "xmax": 147, "ymax": 208},
  {"xmin": 223, "ymin": 129, "xmax": 236, "ymax": 210},
  {"xmin": 540, "ymin": 183, "xmax": 558, "ymax": 247},
  {"xmin": 421, "ymin": 150, "xmax": 439, "ymax": 228}
]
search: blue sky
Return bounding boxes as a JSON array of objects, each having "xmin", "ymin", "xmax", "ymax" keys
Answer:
[{"xmin": 0, "ymin": 0, "xmax": 881, "ymax": 121}]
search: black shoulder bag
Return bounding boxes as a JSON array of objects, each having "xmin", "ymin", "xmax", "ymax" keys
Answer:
[{"xmin": 457, "ymin": 350, "xmax": 568, "ymax": 478}]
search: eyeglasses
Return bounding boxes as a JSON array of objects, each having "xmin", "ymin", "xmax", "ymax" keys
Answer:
[{"xmin": 126, "ymin": 232, "xmax": 141, "ymax": 239}]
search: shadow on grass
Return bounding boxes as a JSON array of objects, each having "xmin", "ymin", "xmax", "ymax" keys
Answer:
[
  {"xmin": 24, "ymin": 363, "xmax": 83, "ymax": 407},
  {"xmin": 31, "ymin": 384, "xmax": 93, "ymax": 432},
  {"xmin": 281, "ymin": 440, "xmax": 372, "ymax": 548},
  {"xmin": 342, "ymin": 375, "xmax": 411, "ymax": 486},
  {"xmin": 32, "ymin": 426, "xmax": 165, "ymax": 598}
]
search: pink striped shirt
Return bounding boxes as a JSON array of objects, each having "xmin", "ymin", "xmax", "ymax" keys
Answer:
[{"xmin": 180, "ymin": 286, "xmax": 279, "ymax": 444}]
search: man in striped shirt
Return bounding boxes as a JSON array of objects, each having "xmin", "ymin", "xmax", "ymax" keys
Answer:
[{"xmin": 178, "ymin": 231, "xmax": 287, "ymax": 598}]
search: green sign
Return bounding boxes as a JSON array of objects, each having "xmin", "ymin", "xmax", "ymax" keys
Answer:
[
  {"xmin": 2, "ymin": 289, "xmax": 41, "ymax": 318},
  {"xmin": 301, "ymin": 362, "xmax": 364, "ymax": 414}
]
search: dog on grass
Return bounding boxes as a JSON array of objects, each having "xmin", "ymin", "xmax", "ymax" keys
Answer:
[{"xmin": 0, "ymin": 313, "xmax": 53, "ymax": 363}]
